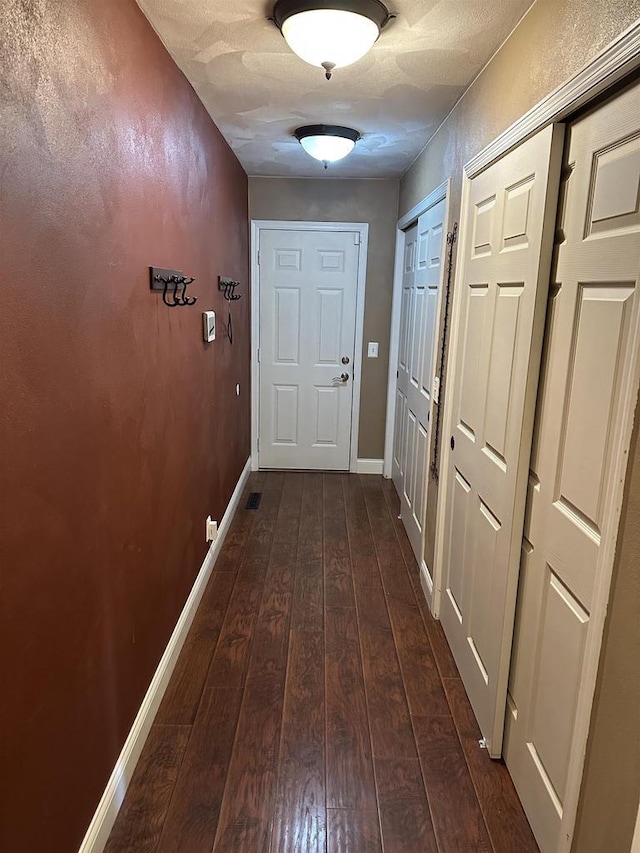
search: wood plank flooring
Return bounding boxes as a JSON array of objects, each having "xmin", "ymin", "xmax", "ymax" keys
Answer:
[{"xmin": 105, "ymin": 472, "xmax": 538, "ymax": 853}]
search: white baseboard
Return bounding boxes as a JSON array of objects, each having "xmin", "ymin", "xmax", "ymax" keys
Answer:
[
  {"xmin": 419, "ymin": 560, "xmax": 434, "ymax": 613},
  {"xmin": 356, "ymin": 458, "xmax": 384, "ymax": 475},
  {"xmin": 79, "ymin": 457, "xmax": 252, "ymax": 853}
]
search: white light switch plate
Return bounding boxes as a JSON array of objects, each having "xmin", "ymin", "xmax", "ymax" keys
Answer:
[
  {"xmin": 367, "ymin": 342, "xmax": 379, "ymax": 358},
  {"xmin": 202, "ymin": 311, "xmax": 216, "ymax": 342}
]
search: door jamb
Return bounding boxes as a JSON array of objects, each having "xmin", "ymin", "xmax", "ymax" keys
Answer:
[{"xmin": 250, "ymin": 219, "xmax": 369, "ymax": 473}]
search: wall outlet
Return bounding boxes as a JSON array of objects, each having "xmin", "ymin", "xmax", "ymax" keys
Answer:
[{"xmin": 205, "ymin": 516, "xmax": 218, "ymax": 543}]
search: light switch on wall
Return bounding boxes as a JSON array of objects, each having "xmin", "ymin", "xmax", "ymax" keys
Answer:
[{"xmin": 367, "ymin": 342, "xmax": 379, "ymax": 358}]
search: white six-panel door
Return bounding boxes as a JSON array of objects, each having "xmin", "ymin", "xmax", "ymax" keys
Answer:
[
  {"xmin": 258, "ymin": 228, "xmax": 361, "ymax": 470},
  {"xmin": 439, "ymin": 124, "xmax": 564, "ymax": 757},
  {"xmin": 392, "ymin": 200, "xmax": 446, "ymax": 563},
  {"xmin": 504, "ymin": 81, "xmax": 640, "ymax": 852}
]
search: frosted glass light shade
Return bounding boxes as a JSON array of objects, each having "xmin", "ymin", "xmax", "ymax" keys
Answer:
[
  {"xmin": 273, "ymin": 0, "xmax": 391, "ymax": 78},
  {"xmin": 295, "ymin": 125, "xmax": 361, "ymax": 164},
  {"xmin": 282, "ymin": 9, "xmax": 379, "ymax": 70},
  {"xmin": 300, "ymin": 134, "xmax": 355, "ymax": 162}
]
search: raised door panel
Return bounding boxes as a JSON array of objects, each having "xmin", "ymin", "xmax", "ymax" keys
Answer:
[
  {"xmin": 392, "ymin": 389, "xmax": 406, "ymax": 493},
  {"xmin": 410, "ymin": 287, "xmax": 425, "ymax": 388},
  {"xmin": 315, "ymin": 289, "xmax": 345, "ymax": 370},
  {"xmin": 398, "ymin": 288, "xmax": 411, "ymax": 371},
  {"xmin": 314, "ymin": 387, "xmax": 340, "ymax": 447},
  {"xmin": 412, "ymin": 422, "xmax": 428, "ymax": 530},
  {"xmin": 404, "ymin": 409, "xmax": 417, "ymax": 506},
  {"xmin": 445, "ymin": 467, "xmax": 473, "ymax": 623},
  {"xmin": 272, "ymin": 385, "xmax": 299, "ymax": 445},
  {"xmin": 457, "ymin": 283, "xmax": 490, "ymax": 443},
  {"xmin": 274, "ymin": 288, "xmax": 301, "ymax": 364}
]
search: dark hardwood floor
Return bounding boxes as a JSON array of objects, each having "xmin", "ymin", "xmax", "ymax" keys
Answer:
[{"xmin": 105, "ymin": 472, "xmax": 538, "ymax": 853}]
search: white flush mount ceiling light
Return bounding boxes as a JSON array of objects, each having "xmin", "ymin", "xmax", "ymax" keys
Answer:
[
  {"xmin": 295, "ymin": 125, "xmax": 361, "ymax": 168},
  {"xmin": 272, "ymin": 0, "xmax": 393, "ymax": 80}
]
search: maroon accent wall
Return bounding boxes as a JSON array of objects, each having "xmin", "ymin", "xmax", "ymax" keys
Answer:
[{"xmin": 0, "ymin": 1, "xmax": 249, "ymax": 849}]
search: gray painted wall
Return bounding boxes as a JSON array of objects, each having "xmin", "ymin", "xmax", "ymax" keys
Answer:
[{"xmin": 249, "ymin": 177, "xmax": 399, "ymax": 460}]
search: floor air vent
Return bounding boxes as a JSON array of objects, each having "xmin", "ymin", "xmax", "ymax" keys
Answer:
[{"xmin": 245, "ymin": 492, "xmax": 262, "ymax": 510}]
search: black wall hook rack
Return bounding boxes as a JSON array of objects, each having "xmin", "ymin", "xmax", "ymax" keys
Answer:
[
  {"xmin": 150, "ymin": 267, "xmax": 198, "ymax": 307},
  {"xmin": 218, "ymin": 276, "xmax": 241, "ymax": 345},
  {"xmin": 218, "ymin": 276, "xmax": 242, "ymax": 302}
]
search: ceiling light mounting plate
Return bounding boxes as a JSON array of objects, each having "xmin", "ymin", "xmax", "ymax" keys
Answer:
[{"xmin": 272, "ymin": 0, "xmax": 393, "ymax": 32}]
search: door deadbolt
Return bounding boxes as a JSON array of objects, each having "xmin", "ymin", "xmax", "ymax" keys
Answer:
[{"xmin": 341, "ymin": 356, "xmax": 350, "ymax": 365}]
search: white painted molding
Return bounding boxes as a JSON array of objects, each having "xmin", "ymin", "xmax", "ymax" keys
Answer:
[
  {"xmin": 631, "ymin": 799, "xmax": 640, "ymax": 853},
  {"xmin": 383, "ymin": 228, "xmax": 405, "ymax": 479},
  {"xmin": 251, "ymin": 220, "xmax": 369, "ymax": 475},
  {"xmin": 356, "ymin": 458, "xmax": 384, "ymax": 475},
  {"xmin": 250, "ymin": 221, "xmax": 261, "ymax": 472},
  {"xmin": 465, "ymin": 19, "xmax": 640, "ymax": 178},
  {"xmin": 397, "ymin": 179, "xmax": 448, "ymax": 231},
  {"xmin": 78, "ymin": 457, "xmax": 252, "ymax": 853},
  {"xmin": 419, "ymin": 560, "xmax": 434, "ymax": 612}
]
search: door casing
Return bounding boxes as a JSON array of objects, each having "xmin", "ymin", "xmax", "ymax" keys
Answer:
[{"xmin": 251, "ymin": 220, "xmax": 369, "ymax": 472}]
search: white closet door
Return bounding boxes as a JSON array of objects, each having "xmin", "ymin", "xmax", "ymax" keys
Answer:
[
  {"xmin": 439, "ymin": 124, "xmax": 564, "ymax": 757},
  {"xmin": 392, "ymin": 202, "xmax": 446, "ymax": 564},
  {"xmin": 505, "ymin": 81, "xmax": 640, "ymax": 853},
  {"xmin": 258, "ymin": 228, "xmax": 361, "ymax": 470}
]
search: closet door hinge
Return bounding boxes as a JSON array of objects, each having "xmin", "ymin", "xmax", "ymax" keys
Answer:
[{"xmin": 354, "ymin": 232, "xmax": 361, "ymax": 246}]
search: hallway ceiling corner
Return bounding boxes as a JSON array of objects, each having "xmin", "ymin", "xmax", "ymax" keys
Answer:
[{"xmin": 135, "ymin": 0, "xmax": 536, "ymax": 179}]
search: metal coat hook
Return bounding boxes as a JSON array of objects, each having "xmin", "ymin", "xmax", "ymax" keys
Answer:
[
  {"xmin": 150, "ymin": 267, "xmax": 198, "ymax": 307},
  {"xmin": 218, "ymin": 276, "xmax": 241, "ymax": 344},
  {"xmin": 174, "ymin": 276, "xmax": 197, "ymax": 306},
  {"xmin": 218, "ymin": 276, "xmax": 242, "ymax": 302}
]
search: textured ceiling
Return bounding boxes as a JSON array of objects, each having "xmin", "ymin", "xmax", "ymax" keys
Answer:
[{"xmin": 136, "ymin": 0, "xmax": 536, "ymax": 178}]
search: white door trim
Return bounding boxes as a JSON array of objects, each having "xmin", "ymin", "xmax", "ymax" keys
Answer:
[
  {"xmin": 383, "ymin": 179, "xmax": 450, "ymax": 480},
  {"xmin": 382, "ymin": 228, "xmax": 405, "ymax": 479},
  {"xmin": 251, "ymin": 219, "xmax": 369, "ymax": 473},
  {"xmin": 632, "ymin": 800, "xmax": 640, "ymax": 853},
  {"xmin": 464, "ymin": 19, "xmax": 640, "ymax": 179}
]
